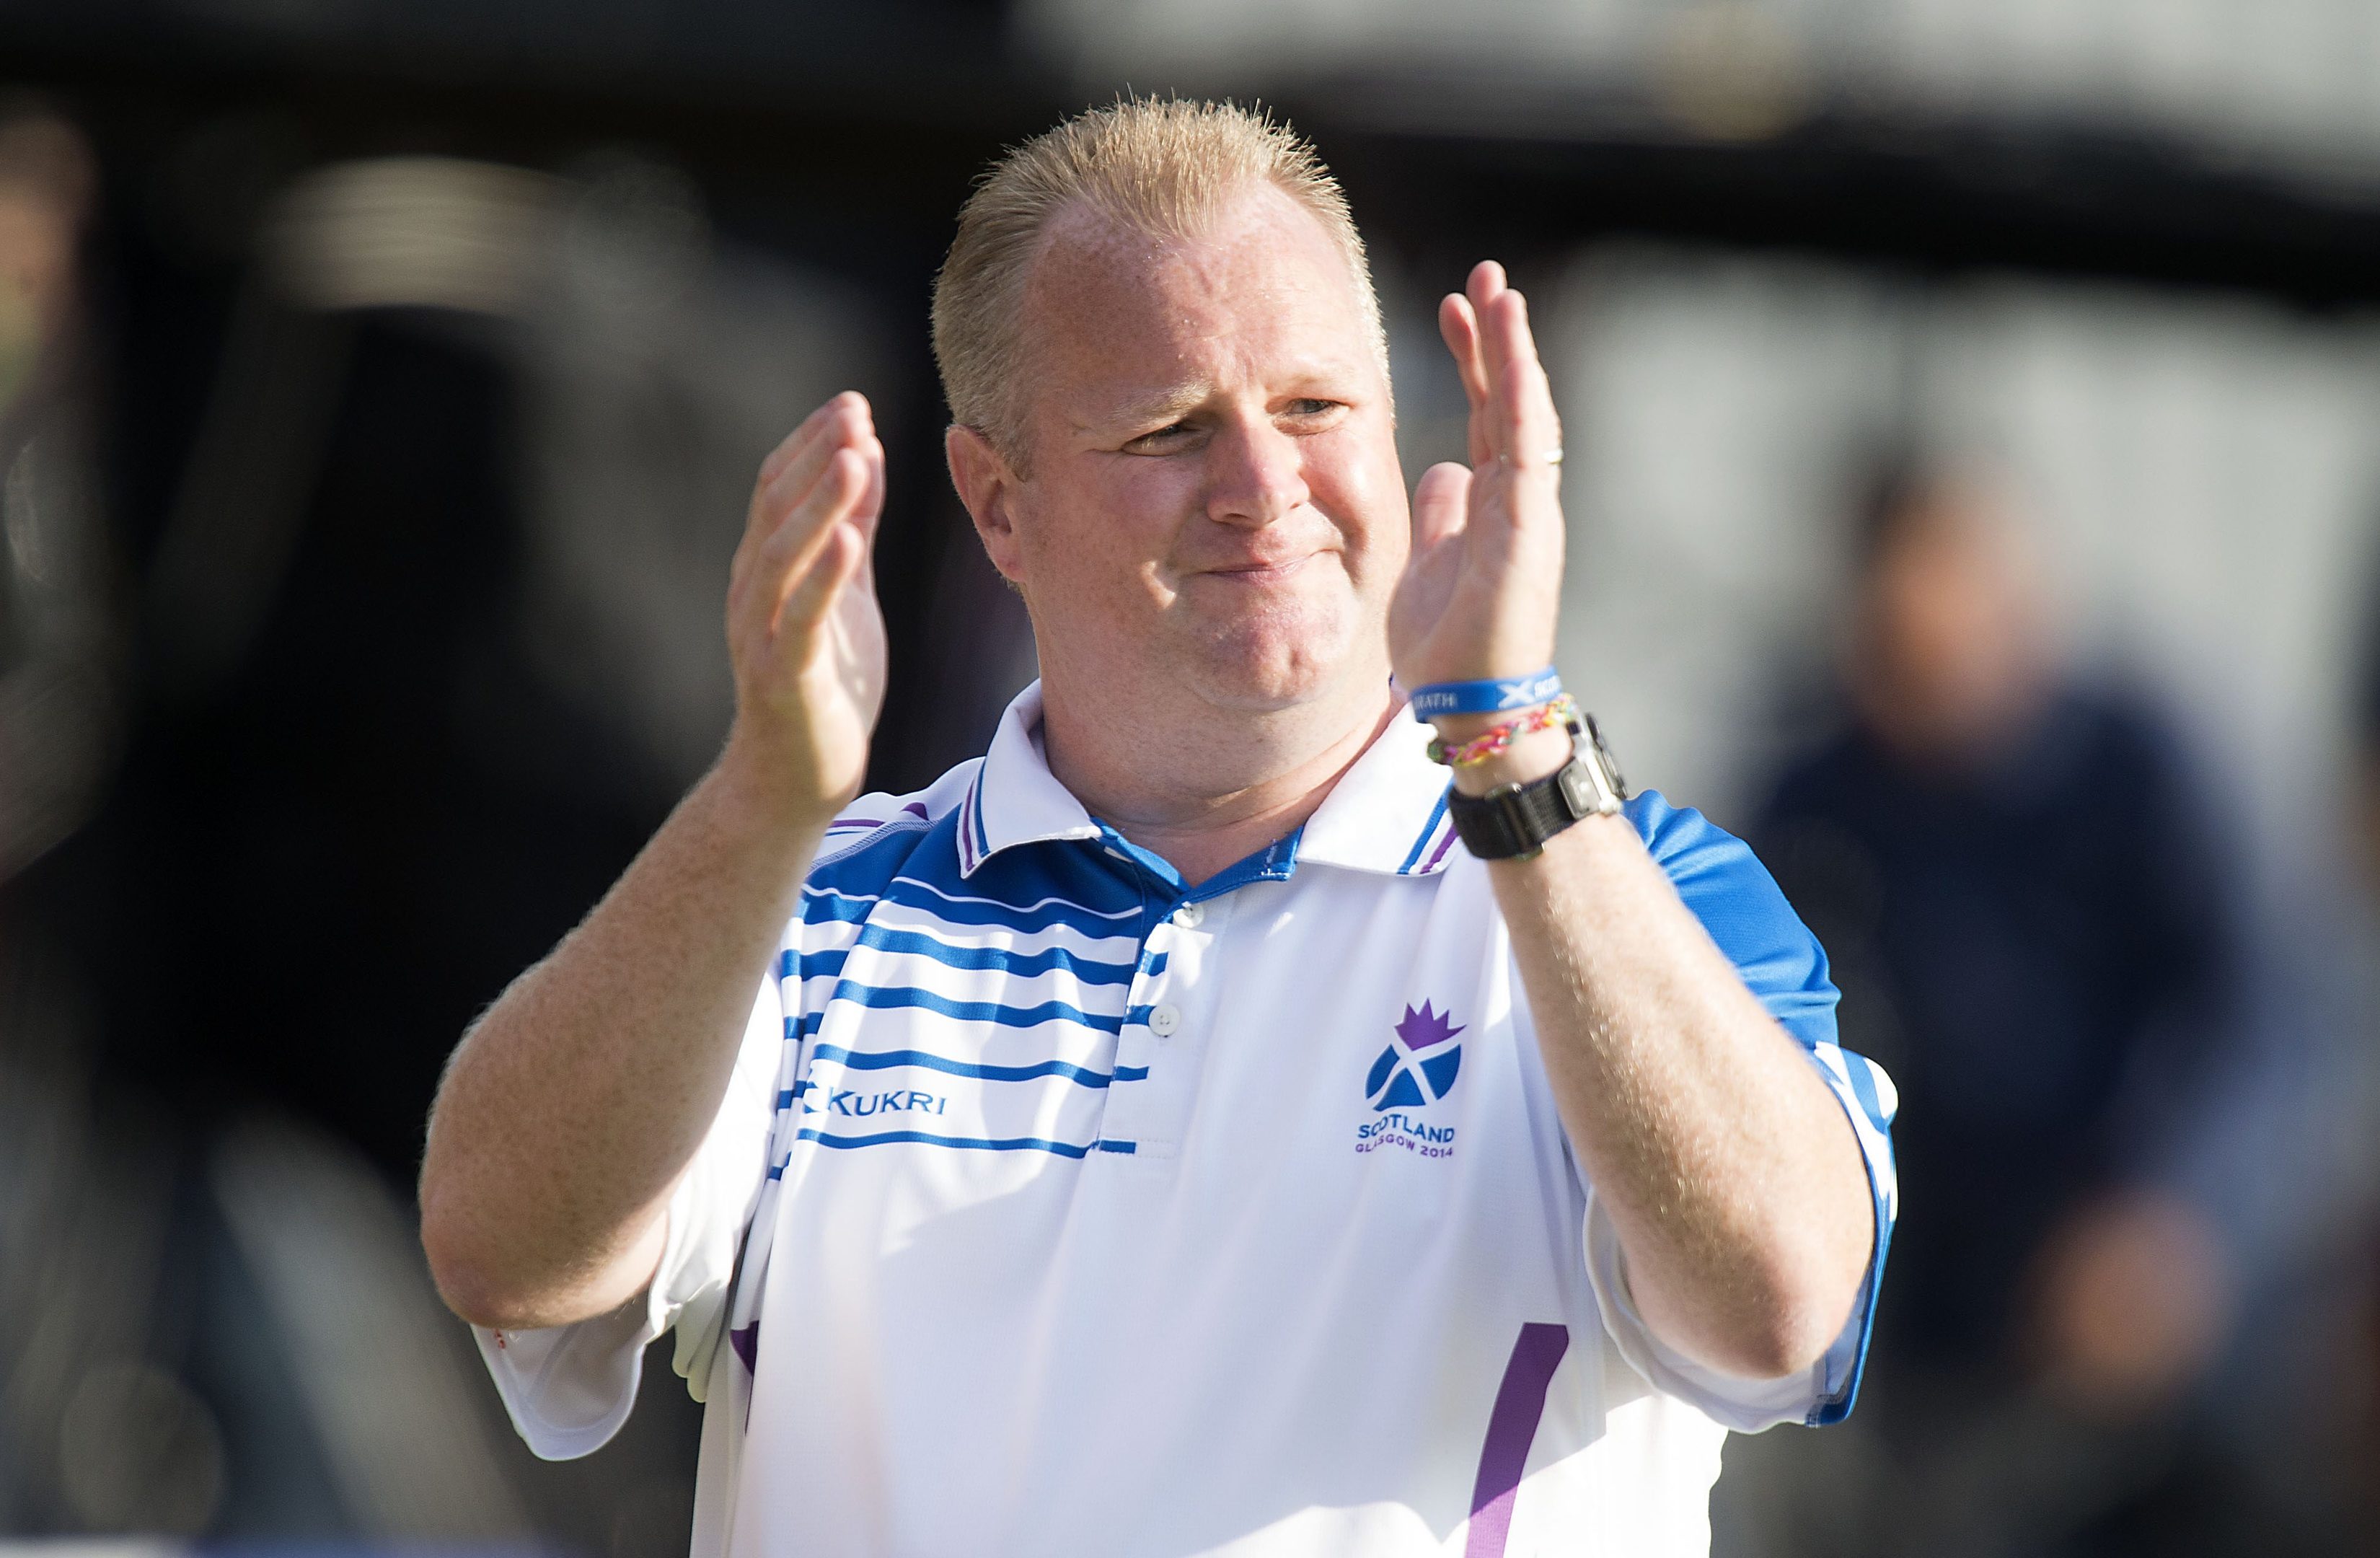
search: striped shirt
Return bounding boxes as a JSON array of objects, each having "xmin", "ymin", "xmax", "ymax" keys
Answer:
[{"xmin": 475, "ymin": 682, "xmax": 1898, "ymax": 1557}]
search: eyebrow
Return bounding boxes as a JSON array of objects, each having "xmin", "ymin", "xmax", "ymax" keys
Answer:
[
  {"xmin": 1075, "ymin": 370, "xmax": 1355, "ymax": 438},
  {"xmin": 1076, "ymin": 384, "xmax": 1213, "ymax": 436}
]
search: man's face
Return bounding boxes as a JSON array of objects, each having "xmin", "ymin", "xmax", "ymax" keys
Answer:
[
  {"xmin": 1854, "ymin": 491, "xmax": 2054, "ymax": 763},
  {"xmin": 984, "ymin": 185, "xmax": 1407, "ymax": 713}
]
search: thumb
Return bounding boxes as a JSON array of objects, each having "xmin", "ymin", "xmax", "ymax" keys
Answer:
[{"xmin": 1413, "ymin": 462, "xmax": 1472, "ymax": 553}]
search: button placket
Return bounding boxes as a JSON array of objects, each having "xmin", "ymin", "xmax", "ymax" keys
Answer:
[{"xmin": 1101, "ymin": 892, "xmax": 1232, "ymax": 1157}]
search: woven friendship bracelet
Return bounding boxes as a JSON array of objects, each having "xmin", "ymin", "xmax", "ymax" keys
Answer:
[
  {"xmin": 1426, "ymin": 694, "xmax": 1580, "ymax": 767},
  {"xmin": 1407, "ymin": 666, "xmax": 1564, "ymax": 718}
]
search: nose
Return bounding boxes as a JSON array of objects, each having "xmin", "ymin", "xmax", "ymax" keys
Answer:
[{"xmin": 1204, "ymin": 414, "xmax": 1310, "ymax": 530}]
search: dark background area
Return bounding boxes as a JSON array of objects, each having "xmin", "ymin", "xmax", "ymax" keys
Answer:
[{"xmin": 21, "ymin": 2, "xmax": 2380, "ymax": 1184}]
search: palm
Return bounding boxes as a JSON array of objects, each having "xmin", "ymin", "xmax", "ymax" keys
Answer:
[
  {"xmin": 1388, "ymin": 263, "xmax": 1566, "ymax": 697},
  {"xmin": 801, "ymin": 550, "xmax": 889, "ymax": 793}
]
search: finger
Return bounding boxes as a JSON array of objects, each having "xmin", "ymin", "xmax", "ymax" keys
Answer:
[
  {"xmin": 1483, "ymin": 289, "xmax": 1561, "ymax": 477},
  {"xmin": 732, "ymin": 426, "xmax": 862, "ymax": 618},
  {"xmin": 757, "ymin": 390, "xmax": 866, "ymax": 494},
  {"xmin": 747, "ymin": 395, "xmax": 873, "ymax": 546},
  {"xmin": 771, "ymin": 521, "xmax": 867, "ymax": 650},
  {"xmin": 754, "ymin": 400, "xmax": 871, "ymax": 536},
  {"xmin": 1467, "ymin": 258, "xmax": 1508, "ymax": 299},
  {"xmin": 1440, "ymin": 294, "xmax": 1495, "ymax": 470},
  {"xmin": 745, "ymin": 446, "xmax": 868, "ymax": 638},
  {"xmin": 733, "ymin": 417, "xmax": 872, "ymax": 609},
  {"xmin": 1411, "ymin": 461, "xmax": 1472, "ymax": 553},
  {"xmin": 1470, "ymin": 269, "xmax": 1521, "ymax": 464},
  {"xmin": 1439, "ymin": 292, "xmax": 1489, "ymax": 411},
  {"xmin": 1456, "ymin": 260, "xmax": 1513, "ymax": 465}
]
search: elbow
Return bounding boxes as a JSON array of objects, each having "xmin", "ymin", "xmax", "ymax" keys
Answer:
[
  {"xmin": 420, "ymin": 1192, "xmax": 506, "ymax": 1330},
  {"xmin": 419, "ymin": 1178, "xmax": 546, "ymax": 1332},
  {"xmin": 418, "ymin": 1168, "xmax": 666, "ymax": 1333},
  {"xmin": 427, "ymin": 1260, "xmax": 519, "ymax": 1334},
  {"xmin": 1714, "ymin": 1237, "xmax": 1872, "ymax": 1381},
  {"xmin": 1714, "ymin": 1150, "xmax": 1879, "ymax": 1380},
  {"xmin": 1654, "ymin": 1213, "xmax": 1871, "ymax": 1381},
  {"xmin": 1721, "ymin": 1288, "xmax": 1857, "ymax": 1382}
]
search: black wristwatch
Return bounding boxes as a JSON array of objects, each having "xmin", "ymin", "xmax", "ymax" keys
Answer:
[{"xmin": 1446, "ymin": 714, "xmax": 1628, "ymax": 861}]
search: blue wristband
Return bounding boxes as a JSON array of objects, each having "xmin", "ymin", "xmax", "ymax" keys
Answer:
[{"xmin": 1407, "ymin": 666, "xmax": 1564, "ymax": 718}]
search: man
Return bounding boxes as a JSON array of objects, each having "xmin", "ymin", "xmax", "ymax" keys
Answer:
[
  {"xmin": 420, "ymin": 100, "xmax": 1895, "ymax": 1556},
  {"xmin": 1745, "ymin": 462, "xmax": 2242, "ymax": 1554}
]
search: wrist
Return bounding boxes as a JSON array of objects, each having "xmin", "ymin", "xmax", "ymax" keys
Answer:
[
  {"xmin": 712, "ymin": 731, "xmax": 851, "ymax": 841},
  {"xmin": 1445, "ymin": 721, "xmax": 1572, "ymax": 796},
  {"xmin": 1429, "ymin": 692, "xmax": 1577, "ymax": 791}
]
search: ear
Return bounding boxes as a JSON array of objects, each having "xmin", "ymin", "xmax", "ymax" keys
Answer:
[{"xmin": 946, "ymin": 424, "xmax": 1028, "ymax": 584}]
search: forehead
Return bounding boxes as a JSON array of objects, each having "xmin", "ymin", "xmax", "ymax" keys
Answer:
[{"xmin": 1018, "ymin": 185, "xmax": 1377, "ymax": 418}]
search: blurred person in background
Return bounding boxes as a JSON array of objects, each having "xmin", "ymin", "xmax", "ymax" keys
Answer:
[
  {"xmin": 0, "ymin": 104, "xmax": 110, "ymax": 880},
  {"xmin": 420, "ymin": 100, "xmax": 1895, "ymax": 1557},
  {"xmin": 1750, "ymin": 459, "xmax": 2251, "ymax": 1556}
]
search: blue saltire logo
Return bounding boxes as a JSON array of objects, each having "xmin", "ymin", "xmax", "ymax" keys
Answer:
[{"xmin": 1365, "ymin": 1001, "xmax": 1464, "ymax": 1111}]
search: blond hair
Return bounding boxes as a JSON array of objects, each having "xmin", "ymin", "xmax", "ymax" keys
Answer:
[{"xmin": 930, "ymin": 97, "xmax": 1388, "ymax": 464}]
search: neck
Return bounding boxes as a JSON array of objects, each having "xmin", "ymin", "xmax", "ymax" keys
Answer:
[{"xmin": 1037, "ymin": 668, "xmax": 1398, "ymax": 887}]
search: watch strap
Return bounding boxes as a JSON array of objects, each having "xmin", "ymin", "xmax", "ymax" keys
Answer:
[{"xmin": 1445, "ymin": 716, "xmax": 1628, "ymax": 861}]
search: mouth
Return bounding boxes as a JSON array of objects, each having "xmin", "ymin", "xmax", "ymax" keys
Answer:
[{"xmin": 1197, "ymin": 553, "xmax": 1318, "ymax": 584}]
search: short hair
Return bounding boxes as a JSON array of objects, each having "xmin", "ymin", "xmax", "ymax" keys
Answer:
[
  {"xmin": 930, "ymin": 97, "xmax": 1388, "ymax": 465},
  {"xmin": 1848, "ymin": 449, "xmax": 1936, "ymax": 571}
]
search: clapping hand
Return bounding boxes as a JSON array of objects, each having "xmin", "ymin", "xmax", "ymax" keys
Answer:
[
  {"xmin": 1387, "ymin": 263, "xmax": 1568, "ymax": 712},
  {"xmin": 722, "ymin": 391, "xmax": 890, "ymax": 824}
]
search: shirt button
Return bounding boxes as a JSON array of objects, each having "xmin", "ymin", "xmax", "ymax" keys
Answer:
[
  {"xmin": 1172, "ymin": 902, "xmax": 1204, "ymax": 929},
  {"xmin": 1149, "ymin": 1003, "xmax": 1183, "ymax": 1038}
]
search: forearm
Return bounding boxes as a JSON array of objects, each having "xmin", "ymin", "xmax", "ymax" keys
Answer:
[
  {"xmin": 420, "ymin": 750, "xmax": 829, "ymax": 1331},
  {"xmin": 1400, "ymin": 265, "xmax": 1870, "ymax": 1378},
  {"xmin": 1486, "ymin": 794, "xmax": 1872, "ymax": 1378}
]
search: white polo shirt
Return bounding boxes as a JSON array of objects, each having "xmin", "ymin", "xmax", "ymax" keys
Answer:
[{"xmin": 475, "ymin": 683, "xmax": 1898, "ymax": 1558}]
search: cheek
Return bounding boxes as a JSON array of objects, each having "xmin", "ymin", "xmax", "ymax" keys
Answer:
[
  {"xmin": 1314, "ymin": 448, "xmax": 1409, "ymax": 584},
  {"xmin": 1018, "ymin": 467, "xmax": 1182, "ymax": 600}
]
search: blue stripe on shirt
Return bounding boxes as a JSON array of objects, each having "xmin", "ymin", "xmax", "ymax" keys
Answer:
[
  {"xmin": 809, "ymin": 1042, "xmax": 1124, "ymax": 1088},
  {"xmin": 824, "ymin": 980, "xmax": 1125, "ymax": 1033},
  {"xmin": 850, "ymin": 924, "xmax": 1139, "ymax": 985},
  {"xmin": 793, "ymin": 1126, "xmax": 1093, "ymax": 1158},
  {"xmin": 1397, "ymin": 790, "xmax": 1450, "ymax": 875}
]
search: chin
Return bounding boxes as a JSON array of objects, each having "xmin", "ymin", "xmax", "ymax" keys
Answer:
[{"xmin": 1179, "ymin": 599, "xmax": 1370, "ymax": 713}]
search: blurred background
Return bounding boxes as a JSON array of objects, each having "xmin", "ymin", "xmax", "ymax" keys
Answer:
[{"xmin": 4, "ymin": 1, "xmax": 2380, "ymax": 1553}]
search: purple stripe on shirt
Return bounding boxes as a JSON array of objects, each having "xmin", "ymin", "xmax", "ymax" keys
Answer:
[
  {"xmin": 1422, "ymin": 822, "xmax": 1461, "ymax": 873},
  {"xmin": 903, "ymin": 801, "xmax": 930, "ymax": 819},
  {"xmin": 1463, "ymin": 1322, "xmax": 1570, "ymax": 1558}
]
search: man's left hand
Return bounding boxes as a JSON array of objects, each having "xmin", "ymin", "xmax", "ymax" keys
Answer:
[{"xmin": 1388, "ymin": 261, "xmax": 1569, "ymax": 704}]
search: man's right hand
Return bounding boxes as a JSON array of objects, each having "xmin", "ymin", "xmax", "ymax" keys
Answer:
[
  {"xmin": 720, "ymin": 390, "xmax": 889, "ymax": 825},
  {"xmin": 420, "ymin": 390, "xmax": 894, "ymax": 1334}
]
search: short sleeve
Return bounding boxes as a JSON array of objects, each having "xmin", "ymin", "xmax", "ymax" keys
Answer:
[
  {"xmin": 472, "ymin": 972, "xmax": 783, "ymax": 1460},
  {"xmin": 1582, "ymin": 791, "xmax": 1900, "ymax": 1432}
]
